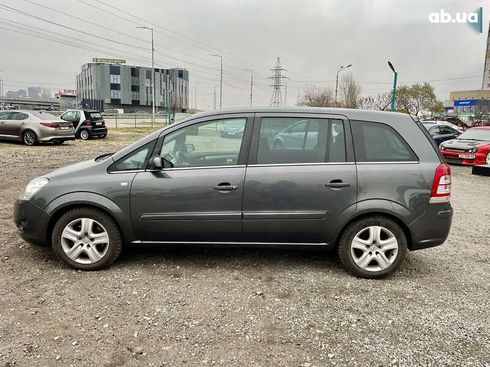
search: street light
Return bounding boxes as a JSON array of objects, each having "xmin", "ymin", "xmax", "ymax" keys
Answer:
[
  {"xmin": 334, "ymin": 64, "xmax": 352, "ymax": 107},
  {"xmin": 137, "ymin": 26, "xmax": 155, "ymax": 127},
  {"xmin": 243, "ymin": 68, "xmax": 253, "ymax": 107},
  {"xmin": 388, "ymin": 61, "xmax": 398, "ymax": 112},
  {"xmin": 211, "ymin": 54, "xmax": 223, "ymax": 108}
]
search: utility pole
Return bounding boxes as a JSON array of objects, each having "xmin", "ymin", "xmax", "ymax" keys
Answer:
[
  {"xmin": 244, "ymin": 69, "xmax": 253, "ymax": 107},
  {"xmin": 137, "ymin": 26, "xmax": 155, "ymax": 127},
  {"xmin": 334, "ymin": 64, "xmax": 352, "ymax": 107},
  {"xmin": 388, "ymin": 61, "xmax": 398, "ymax": 112},
  {"xmin": 211, "ymin": 54, "xmax": 223, "ymax": 108},
  {"xmin": 269, "ymin": 57, "xmax": 287, "ymax": 107},
  {"xmin": 194, "ymin": 83, "xmax": 197, "ymax": 110},
  {"xmin": 0, "ymin": 70, "xmax": 4, "ymax": 110},
  {"xmin": 213, "ymin": 86, "xmax": 217, "ymax": 110}
]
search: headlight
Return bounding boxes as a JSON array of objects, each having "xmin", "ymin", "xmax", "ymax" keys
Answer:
[
  {"xmin": 469, "ymin": 147, "xmax": 478, "ymax": 153},
  {"xmin": 19, "ymin": 177, "xmax": 49, "ymax": 200},
  {"xmin": 439, "ymin": 144, "xmax": 445, "ymax": 150},
  {"xmin": 486, "ymin": 153, "xmax": 490, "ymax": 165}
]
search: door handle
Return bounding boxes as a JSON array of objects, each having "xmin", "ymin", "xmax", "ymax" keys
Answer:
[
  {"xmin": 213, "ymin": 183, "xmax": 239, "ymax": 191},
  {"xmin": 325, "ymin": 179, "xmax": 350, "ymax": 188}
]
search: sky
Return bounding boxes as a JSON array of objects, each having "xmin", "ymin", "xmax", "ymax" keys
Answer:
[{"xmin": 0, "ymin": 0, "xmax": 488, "ymax": 110}]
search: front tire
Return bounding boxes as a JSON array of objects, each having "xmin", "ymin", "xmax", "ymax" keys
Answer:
[
  {"xmin": 22, "ymin": 130, "xmax": 38, "ymax": 146},
  {"xmin": 52, "ymin": 208, "xmax": 122, "ymax": 270},
  {"xmin": 338, "ymin": 216, "xmax": 407, "ymax": 278}
]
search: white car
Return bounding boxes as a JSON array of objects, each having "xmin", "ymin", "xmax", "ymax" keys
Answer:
[
  {"xmin": 60, "ymin": 110, "xmax": 108, "ymax": 140},
  {"xmin": 422, "ymin": 120, "xmax": 464, "ymax": 133}
]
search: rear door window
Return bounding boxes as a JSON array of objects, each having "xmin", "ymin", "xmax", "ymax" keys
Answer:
[
  {"xmin": 87, "ymin": 112, "xmax": 103, "ymax": 120},
  {"xmin": 256, "ymin": 117, "xmax": 346, "ymax": 164},
  {"xmin": 351, "ymin": 120, "xmax": 417, "ymax": 162}
]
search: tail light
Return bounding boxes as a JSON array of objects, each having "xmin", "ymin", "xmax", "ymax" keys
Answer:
[
  {"xmin": 430, "ymin": 163, "xmax": 451, "ymax": 203},
  {"xmin": 40, "ymin": 121, "xmax": 59, "ymax": 128},
  {"xmin": 82, "ymin": 120, "xmax": 92, "ymax": 126}
]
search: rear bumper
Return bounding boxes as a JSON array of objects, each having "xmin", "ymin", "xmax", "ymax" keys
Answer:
[
  {"xmin": 39, "ymin": 135, "xmax": 75, "ymax": 142},
  {"xmin": 13, "ymin": 199, "xmax": 51, "ymax": 246},
  {"xmin": 408, "ymin": 202, "xmax": 453, "ymax": 250},
  {"xmin": 89, "ymin": 127, "xmax": 107, "ymax": 137}
]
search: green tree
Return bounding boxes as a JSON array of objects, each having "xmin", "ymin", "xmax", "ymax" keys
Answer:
[{"xmin": 395, "ymin": 83, "xmax": 441, "ymax": 117}]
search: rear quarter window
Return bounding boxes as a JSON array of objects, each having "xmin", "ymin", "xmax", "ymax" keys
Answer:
[{"xmin": 351, "ymin": 120, "xmax": 418, "ymax": 162}]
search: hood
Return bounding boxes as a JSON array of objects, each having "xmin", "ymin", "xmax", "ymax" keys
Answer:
[
  {"xmin": 442, "ymin": 139, "xmax": 488, "ymax": 150},
  {"xmin": 45, "ymin": 157, "xmax": 108, "ymax": 179}
]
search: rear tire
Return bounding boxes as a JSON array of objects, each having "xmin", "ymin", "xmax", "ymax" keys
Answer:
[
  {"xmin": 79, "ymin": 130, "xmax": 90, "ymax": 140},
  {"xmin": 22, "ymin": 130, "xmax": 38, "ymax": 146},
  {"xmin": 338, "ymin": 216, "xmax": 407, "ymax": 279},
  {"xmin": 51, "ymin": 208, "xmax": 122, "ymax": 271}
]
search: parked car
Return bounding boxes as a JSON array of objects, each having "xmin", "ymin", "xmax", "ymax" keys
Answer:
[
  {"xmin": 0, "ymin": 110, "xmax": 74, "ymax": 146},
  {"xmin": 422, "ymin": 120, "xmax": 464, "ymax": 133},
  {"xmin": 219, "ymin": 119, "xmax": 245, "ymax": 138},
  {"xmin": 423, "ymin": 123, "xmax": 461, "ymax": 145},
  {"xmin": 104, "ymin": 108, "xmax": 123, "ymax": 115},
  {"xmin": 439, "ymin": 126, "xmax": 490, "ymax": 166},
  {"xmin": 60, "ymin": 110, "xmax": 107, "ymax": 140},
  {"xmin": 14, "ymin": 108, "xmax": 453, "ymax": 278}
]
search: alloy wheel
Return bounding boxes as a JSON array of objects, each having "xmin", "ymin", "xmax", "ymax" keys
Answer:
[
  {"xmin": 350, "ymin": 225, "xmax": 399, "ymax": 272},
  {"xmin": 23, "ymin": 131, "xmax": 37, "ymax": 146},
  {"xmin": 60, "ymin": 218, "xmax": 110, "ymax": 264},
  {"xmin": 80, "ymin": 130, "xmax": 89, "ymax": 140}
]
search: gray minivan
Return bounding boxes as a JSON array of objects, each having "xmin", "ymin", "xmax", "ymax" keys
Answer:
[{"xmin": 14, "ymin": 108, "xmax": 453, "ymax": 278}]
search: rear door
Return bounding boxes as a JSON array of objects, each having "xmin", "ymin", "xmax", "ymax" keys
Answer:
[
  {"xmin": 0, "ymin": 111, "xmax": 11, "ymax": 137},
  {"xmin": 242, "ymin": 113, "xmax": 357, "ymax": 244},
  {"xmin": 3, "ymin": 112, "xmax": 27, "ymax": 138}
]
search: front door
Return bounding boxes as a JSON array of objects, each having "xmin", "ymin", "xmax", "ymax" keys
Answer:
[
  {"xmin": 0, "ymin": 111, "xmax": 11, "ymax": 137},
  {"xmin": 130, "ymin": 114, "xmax": 253, "ymax": 242},
  {"xmin": 243, "ymin": 114, "xmax": 357, "ymax": 244}
]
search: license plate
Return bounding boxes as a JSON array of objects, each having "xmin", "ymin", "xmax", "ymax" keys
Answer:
[
  {"xmin": 458, "ymin": 153, "xmax": 475, "ymax": 159},
  {"xmin": 95, "ymin": 122, "xmax": 102, "ymax": 126},
  {"xmin": 59, "ymin": 126, "xmax": 71, "ymax": 130}
]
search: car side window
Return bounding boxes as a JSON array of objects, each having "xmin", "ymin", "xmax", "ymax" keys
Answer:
[
  {"xmin": 440, "ymin": 126, "xmax": 454, "ymax": 134},
  {"xmin": 11, "ymin": 112, "xmax": 28, "ymax": 120},
  {"xmin": 110, "ymin": 141, "xmax": 155, "ymax": 171},
  {"xmin": 0, "ymin": 111, "xmax": 9, "ymax": 119},
  {"xmin": 257, "ymin": 117, "xmax": 346, "ymax": 164},
  {"xmin": 160, "ymin": 118, "xmax": 246, "ymax": 168},
  {"xmin": 351, "ymin": 120, "xmax": 417, "ymax": 162}
]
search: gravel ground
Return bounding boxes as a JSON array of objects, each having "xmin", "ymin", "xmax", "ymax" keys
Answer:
[{"xmin": 0, "ymin": 131, "xmax": 489, "ymax": 367}]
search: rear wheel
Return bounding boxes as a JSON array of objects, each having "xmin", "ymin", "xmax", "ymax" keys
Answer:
[
  {"xmin": 22, "ymin": 130, "xmax": 38, "ymax": 146},
  {"xmin": 338, "ymin": 216, "xmax": 407, "ymax": 278},
  {"xmin": 79, "ymin": 130, "xmax": 90, "ymax": 140},
  {"xmin": 52, "ymin": 208, "xmax": 122, "ymax": 270}
]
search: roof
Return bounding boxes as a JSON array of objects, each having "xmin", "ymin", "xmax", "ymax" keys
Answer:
[{"xmin": 189, "ymin": 107, "xmax": 412, "ymax": 123}]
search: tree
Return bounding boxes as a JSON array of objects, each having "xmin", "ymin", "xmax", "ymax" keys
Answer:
[
  {"xmin": 395, "ymin": 83, "xmax": 440, "ymax": 117},
  {"xmin": 298, "ymin": 86, "xmax": 334, "ymax": 107},
  {"xmin": 339, "ymin": 74, "xmax": 361, "ymax": 108},
  {"xmin": 357, "ymin": 92, "xmax": 392, "ymax": 111}
]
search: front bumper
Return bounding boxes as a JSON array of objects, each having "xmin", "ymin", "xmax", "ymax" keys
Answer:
[
  {"xmin": 13, "ymin": 199, "xmax": 51, "ymax": 246},
  {"xmin": 408, "ymin": 202, "xmax": 453, "ymax": 250},
  {"xmin": 440, "ymin": 150, "xmax": 486, "ymax": 166}
]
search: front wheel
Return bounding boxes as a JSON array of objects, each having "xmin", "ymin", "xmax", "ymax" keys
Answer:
[
  {"xmin": 338, "ymin": 216, "xmax": 407, "ymax": 278},
  {"xmin": 51, "ymin": 208, "xmax": 122, "ymax": 270}
]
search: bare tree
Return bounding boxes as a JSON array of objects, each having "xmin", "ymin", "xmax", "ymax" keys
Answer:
[
  {"xmin": 298, "ymin": 86, "xmax": 334, "ymax": 107},
  {"xmin": 357, "ymin": 92, "xmax": 392, "ymax": 111},
  {"xmin": 339, "ymin": 74, "xmax": 361, "ymax": 108}
]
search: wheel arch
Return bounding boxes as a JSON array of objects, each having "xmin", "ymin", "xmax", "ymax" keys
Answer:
[
  {"xmin": 333, "ymin": 201, "xmax": 414, "ymax": 251},
  {"xmin": 45, "ymin": 193, "xmax": 134, "ymax": 247}
]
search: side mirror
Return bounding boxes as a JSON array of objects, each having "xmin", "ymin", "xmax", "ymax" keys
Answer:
[
  {"xmin": 185, "ymin": 143, "xmax": 195, "ymax": 153},
  {"xmin": 151, "ymin": 156, "xmax": 163, "ymax": 169}
]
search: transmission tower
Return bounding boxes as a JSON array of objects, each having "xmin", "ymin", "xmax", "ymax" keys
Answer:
[{"xmin": 269, "ymin": 57, "xmax": 287, "ymax": 107}]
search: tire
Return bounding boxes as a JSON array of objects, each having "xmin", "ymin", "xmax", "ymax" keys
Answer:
[
  {"xmin": 79, "ymin": 130, "xmax": 90, "ymax": 140},
  {"xmin": 338, "ymin": 216, "xmax": 407, "ymax": 279},
  {"xmin": 51, "ymin": 208, "xmax": 123, "ymax": 271},
  {"xmin": 22, "ymin": 130, "xmax": 38, "ymax": 146}
]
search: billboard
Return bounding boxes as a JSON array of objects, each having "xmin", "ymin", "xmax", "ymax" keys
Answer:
[
  {"xmin": 454, "ymin": 99, "xmax": 477, "ymax": 106},
  {"xmin": 92, "ymin": 58, "xmax": 126, "ymax": 64}
]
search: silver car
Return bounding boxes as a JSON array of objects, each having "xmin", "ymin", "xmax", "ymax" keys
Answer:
[{"xmin": 0, "ymin": 110, "xmax": 75, "ymax": 146}]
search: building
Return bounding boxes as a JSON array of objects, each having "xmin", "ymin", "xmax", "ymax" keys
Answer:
[
  {"xmin": 482, "ymin": 22, "xmax": 490, "ymax": 90},
  {"xmin": 55, "ymin": 89, "xmax": 77, "ymax": 110},
  {"xmin": 76, "ymin": 60, "xmax": 189, "ymax": 112},
  {"xmin": 27, "ymin": 87, "xmax": 51, "ymax": 99},
  {"xmin": 6, "ymin": 89, "xmax": 27, "ymax": 98},
  {"xmin": 448, "ymin": 89, "xmax": 490, "ymax": 121}
]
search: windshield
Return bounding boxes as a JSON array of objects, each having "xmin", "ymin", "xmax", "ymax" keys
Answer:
[{"xmin": 459, "ymin": 129, "xmax": 490, "ymax": 141}]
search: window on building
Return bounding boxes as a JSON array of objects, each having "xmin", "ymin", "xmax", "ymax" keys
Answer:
[
  {"xmin": 131, "ymin": 91, "xmax": 140, "ymax": 100},
  {"xmin": 111, "ymin": 89, "xmax": 121, "ymax": 99},
  {"xmin": 131, "ymin": 68, "xmax": 139, "ymax": 77},
  {"xmin": 131, "ymin": 85, "xmax": 140, "ymax": 92},
  {"xmin": 110, "ymin": 83, "xmax": 121, "ymax": 90},
  {"xmin": 110, "ymin": 74, "xmax": 121, "ymax": 84},
  {"xmin": 351, "ymin": 120, "xmax": 417, "ymax": 162},
  {"xmin": 110, "ymin": 65, "xmax": 120, "ymax": 75},
  {"xmin": 146, "ymin": 70, "xmax": 151, "ymax": 79}
]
